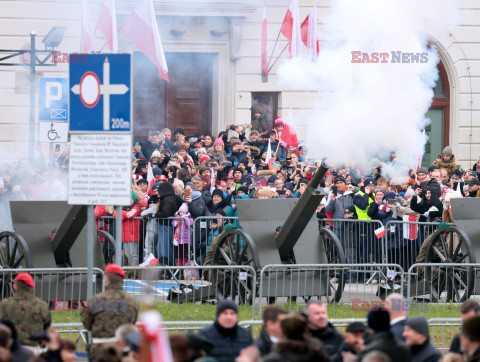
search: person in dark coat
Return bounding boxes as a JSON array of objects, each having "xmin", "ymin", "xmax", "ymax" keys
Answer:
[
  {"xmin": 255, "ymin": 306, "xmax": 287, "ymax": 356},
  {"xmin": 460, "ymin": 315, "xmax": 480, "ymax": 362},
  {"xmin": 0, "ymin": 319, "xmax": 34, "ymax": 362},
  {"xmin": 403, "ymin": 316, "xmax": 441, "ymax": 362},
  {"xmin": 155, "ymin": 182, "xmax": 183, "ymax": 265},
  {"xmin": 450, "ymin": 300, "xmax": 480, "ymax": 354},
  {"xmin": 306, "ymin": 301, "xmax": 344, "ymax": 362},
  {"xmin": 385, "ymin": 293, "xmax": 407, "ymax": 342},
  {"xmin": 339, "ymin": 321, "xmax": 366, "ymax": 361},
  {"xmin": 356, "ymin": 308, "xmax": 411, "ymax": 362},
  {"xmin": 264, "ymin": 313, "xmax": 329, "ymax": 362},
  {"xmin": 198, "ymin": 300, "xmax": 252, "ymax": 362}
]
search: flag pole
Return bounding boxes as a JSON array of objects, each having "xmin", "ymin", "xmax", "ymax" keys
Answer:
[
  {"xmin": 267, "ymin": 29, "xmax": 283, "ymax": 70},
  {"xmin": 268, "ymin": 43, "xmax": 288, "ymax": 72}
]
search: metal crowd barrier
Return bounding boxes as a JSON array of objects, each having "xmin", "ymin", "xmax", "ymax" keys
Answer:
[
  {"xmin": 427, "ymin": 318, "xmax": 461, "ymax": 353},
  {"xmin": 192, "ymin": 216, "xmax": 240, "ymax": 265},
  {"xmin": 257, "ymin": 263, "xmax": 405, "ymax": 320},
  {"xmin": 122, "ymin": 265, "xmax": 256, "ymax": 324}
]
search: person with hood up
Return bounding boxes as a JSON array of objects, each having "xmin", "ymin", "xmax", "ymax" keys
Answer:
[
  {"xmin": 207, "ymin": 189, "xmax": 229, "ymax": 215},
  {"xmin": 433, "ymin": 146, "xmax": 459, "ymax": 176},
  {"xmin": 264, "ymin": 313, "xmax": 329, "ymax": 362},
  {"xmin": 172, "ymin": 203, "xmax": 193, "ymax": 266},
  {"xmin": 403, "ymin": 316, "xmax": 441, "ymax": 362},
  {"xmin": 199, "ymin": 300, "xmax": 252, "ymax": 362},
  {"xmin": 356, "ymin": 308, "xmax": 411, "ymax": 362},
  {"xmin": 155, "ymin": 182, "xmax": 183, "ymax": 265},
  {"xmin": 113, "ymin": 193, "xmax": 141, "ymax": 266},
  {"xmin": 410, "ymin": 184, "xmax": 444, "ymax": 223}
]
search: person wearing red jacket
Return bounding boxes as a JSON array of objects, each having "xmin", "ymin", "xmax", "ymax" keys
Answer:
[{"xmin": 114, "ymin": 196, "xmax": 141, "ymax": 266}]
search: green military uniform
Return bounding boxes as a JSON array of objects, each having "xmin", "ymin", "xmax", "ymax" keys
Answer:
[
  {"xmin": 0, "ymin": 289, "xmax": 51, "ymax": 346},
  {"xmin": 82, "ymin": 283, "xmax": 138, "ymax": 361}
]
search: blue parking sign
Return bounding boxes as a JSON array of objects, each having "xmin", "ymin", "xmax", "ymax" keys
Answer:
[
  {"xmin": 39, "ymin": 78, "xmax": 68, "ymax": 121},
  {"xmin": 69, "ymin": 53, "xmax": 132, "ymax": 132}
]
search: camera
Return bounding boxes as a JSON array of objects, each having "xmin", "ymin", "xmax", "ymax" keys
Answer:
[{"xmin": 229, "ymin": 125, "xmax": 236, "ymax": 131}]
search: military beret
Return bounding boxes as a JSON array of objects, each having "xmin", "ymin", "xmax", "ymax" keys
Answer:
[
  {"xmin": 105, "ymin": 263, "xmax": 126, "ymax": 278},
  {"xmin": 15, "ymin": 272, "xmax": 34, "ymax": 288}
]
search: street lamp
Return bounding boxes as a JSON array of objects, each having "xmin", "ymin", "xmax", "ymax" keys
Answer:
[{"xmin": 0, "ymin": 26, "xmax": 66, "ymax": 162}]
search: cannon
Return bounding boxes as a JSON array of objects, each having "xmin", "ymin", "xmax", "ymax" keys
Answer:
[
  {"xmin": 401, "ymin": 197, "xmax": 480, "ymax": 302},
  {"xmin": 208, "ymin": 161, "xmax": 346, "ymax": 303},
  {"xmin": 0, "ymin": 201, "xmax": 116, "ymax": 301}
]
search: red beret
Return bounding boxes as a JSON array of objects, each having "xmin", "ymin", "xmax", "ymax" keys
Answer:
[
  {"xmin": 15, "ymin": 273, "xmax": 35, "ymax": 288},
  {"xmin": 105, "ymin": 264, "xmax": 126, "ymax": 278}
]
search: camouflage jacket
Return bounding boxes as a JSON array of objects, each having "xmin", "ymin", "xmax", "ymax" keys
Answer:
[
  {"xmin": 0, "ymin": 289, "xmax": 51, "ymax": 346},
  {"xmin": 81, "ymin": 283, "xmax": 138, "ymax": 338}
]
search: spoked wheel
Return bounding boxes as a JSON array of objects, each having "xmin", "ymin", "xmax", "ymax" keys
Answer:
[
  {"xmin": 97, "ymin": 230, "xmax": 116, "ymax": 264},
  {"xmin": 210, "ymin": 229, "xmax": 260, "ymax": 304},
  {"xmin": 320, "ymin": 227, "xmax": 346, "ymax": 303},
  {"xmin": 0, "ymin": 232, "xmax": 33, "ymax": 299},
  {"xmin": 0, "ymin": 232, "xmax": 33, "ymax": 269},
  {"xmin": 424, "ymin": 226, "xmax": 476, "ymax": 302}
]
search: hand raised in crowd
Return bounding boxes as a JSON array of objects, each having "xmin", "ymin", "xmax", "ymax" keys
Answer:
[{"xmin": 415, "ymin": 187, "xmax": 422, "ymax": 196}]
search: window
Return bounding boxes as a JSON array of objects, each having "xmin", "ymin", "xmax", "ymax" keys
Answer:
[
  {"xmin": 422, "ymin": 61, "xmax": 450, "ymax": 167},
  {"xmin": 251, "ymin": 92, "xmax": 279, "ymax": 129}
]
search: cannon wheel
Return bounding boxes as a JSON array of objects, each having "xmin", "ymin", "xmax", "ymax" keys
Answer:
[
  {"xmin": 320, "ymin": 227, "xmax": 346, "ymax": 303},
  {"xmin": 211, "ymin": 229, "xmax": 260, "ymax": 304},
  {"xmin": 0, "ymin": 231, "xmax": 33, "ymax": 269},
  {"xmin": 97, "ymin": 230, "xmax": 116, "ymax": 264},
  {"xmin": 424, "ymin": 226, "xmax": 476, "ymax": 302}
]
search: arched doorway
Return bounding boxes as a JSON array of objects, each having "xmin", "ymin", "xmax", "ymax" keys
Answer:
[{"xmin": 422, "ymin": 61, "xmax": 450, "ymax": 167}]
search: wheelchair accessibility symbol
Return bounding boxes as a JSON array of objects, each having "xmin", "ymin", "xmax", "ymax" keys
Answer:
[{"xmin": 48, "ymin": 123, "xmax": 60, "ymax": 140}]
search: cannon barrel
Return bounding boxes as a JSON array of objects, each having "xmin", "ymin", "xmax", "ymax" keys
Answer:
[{"xmin": 276, "ymin": 160, "xmax": 329, "ymax": 261}]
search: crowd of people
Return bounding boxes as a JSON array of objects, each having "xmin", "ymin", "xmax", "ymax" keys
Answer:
[{"xmin": 2, "ymin": 264, "xmax": 480, "ymax": 362}]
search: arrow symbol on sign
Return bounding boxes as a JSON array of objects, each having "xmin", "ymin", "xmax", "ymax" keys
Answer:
[{"xmin": 71, "ymin": 57, "xmax": 129, "ymax": 131}]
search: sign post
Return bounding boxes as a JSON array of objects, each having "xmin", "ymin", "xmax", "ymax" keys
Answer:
[{"xmin": 68, "ymin": 54, "xmax": 132, "ymax": 297}]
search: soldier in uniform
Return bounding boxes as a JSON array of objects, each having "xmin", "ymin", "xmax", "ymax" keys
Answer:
[
  {"xmin": 82, "ymin": 263, "xmax": 138, "ymax": 361},
  {"xmin": 0, "ymin": 272, "xmax": 51, "ymax": 354}
]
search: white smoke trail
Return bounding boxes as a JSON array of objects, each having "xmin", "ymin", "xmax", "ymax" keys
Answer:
[{"xmin": 278, "ymin": 0, "xmax": 455, "ymax": 182}]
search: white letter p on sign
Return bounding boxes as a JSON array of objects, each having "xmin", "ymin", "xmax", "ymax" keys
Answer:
[{"xmin": 45, "ymin": 82, "xmax": 62, "ymax": 108}]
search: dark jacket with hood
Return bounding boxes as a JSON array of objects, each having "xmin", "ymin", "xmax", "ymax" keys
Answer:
[
  {"xmin": 198, "ymin": 321, "xmax": 252, "ymax": 362},
  {"xmin": 410, "ymin": 339, "xmax": 442, "ymax": 362},
  {"xmin": 187, "ymin": 191, "xmax": 207, "ymax": 219},
  {"xmin": 356, "ymin": 331, "xmax": 411, "ymax": 362},
  {"xmin": 309, "ymin": 322, "xmax": 344, "ymax": 361},
  {"xmin": 264, "ymin": 337, "xmax": 329, "ymax": 362},
  {"xmin": 410, "ymin": 183, "xmax": 443, "ymax": 222},
  {"xmin": 155, "ymin": 182, "xmax": 183, "ymax": 219}
]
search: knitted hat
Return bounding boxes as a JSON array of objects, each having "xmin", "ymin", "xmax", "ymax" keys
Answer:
[
  {"xmin": 151, "ymin": 150, "xmax": 161, "ymax": 158},
  {"xmin": 213, "ymin": 138, "xmax": 224, "ymax": 148},
  {"xmin": 442, "ymin": 146, "xmax": 453, "ymax": 156},
  {"xmin": 405, "ymin": 188, "xmax": 415, "ymax": 198},
  {"xmin": 199, "ymin": 155, "xmax": 211, "ymax": 164},
  {"xmin": 178, "ymin": 203, "xmax": 189, "ymax": 214},
  {"xmin": 417, "ymin": 167, "xmax": 428, "ymax": 175},
  {"xmin": 405, "ymin": 316, "xmax": 429, "ymax": 338},
  {"xmin": 283, "ymin": 182, "xmax": 294, "ymax": 192},
  {"xmin": 152, "ymin": 182, "xmax": 161, "ymax": 191},
  {"xmin": 153, "ymin": 167, "xmax": 162, "ymax": 176},
  {"xmin": 462, "ymin": 315, "xmax": 480, "ymax": 342},
  {"xmin": 346, "ymin": 322, "xmax": 366, "ymax": 334},
  {"xmin": 216, "ymin": 299, "xmax": 238, "ymax": 318},
  {"xmin": 274, "ymin": 117, "xmax": 284, "ymax": 127},
  {"xmin": 334, "ymin": 176, "xmax": 346, "ymax": 184},
  {"xmin": 212, "ymin": 189, "xmax": 224, "ymax": 199},
  {"xmin": 237, "ymin": 186, "xmax": 249, "ymax": 195},
  {"xmin": 367, "ymin": 308, "xmax": 390, "ymax": 332}
]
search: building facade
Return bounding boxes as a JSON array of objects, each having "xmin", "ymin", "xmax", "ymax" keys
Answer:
[{"xmin": 0, "ymin": 0, "xmax": 478, "ymax": 168}]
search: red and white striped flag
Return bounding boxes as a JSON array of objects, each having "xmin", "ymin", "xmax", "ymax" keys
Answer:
[
  {"xmin": 81, "ymin": 0, "xmax": 96, "ymax": 52},
  {"xmin": 301, "ymin": 6, "xmax": 320, "ymax": 59},
  {"xmin": 119, "ymin": 0, "xmax": 169, "ymax": 81},
  {"xmin": 139, "ymin": 310, "xmax": 173, "ymax": 362},
  {"xmin": 265, "ymin": 138, "xmax": 273, "ymax": 168},
  {"xmin": 96, "ymin": 0, "xmax": 118, "ymax": 51},
  {"xmin": 375, "ymin": 225, "xmax": 386, "ymax": 239},
  {"xmin": 280, "ymin": 0, "xmax": 303, "ymax": 58},
  {"xmin": 403, "ymin": 215, "xmax": 418, "ymax": 240},
  {"xmin": 261, "ymin": 1, "xmax": 268, "ymax": 75}
]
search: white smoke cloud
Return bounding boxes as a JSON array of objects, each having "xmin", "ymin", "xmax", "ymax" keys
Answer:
[{"xmin": 278, "ymin": 0, "xmax": 455, "ymax": 182}]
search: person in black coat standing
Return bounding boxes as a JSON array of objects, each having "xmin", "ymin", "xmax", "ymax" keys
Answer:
[
  {"xmin": 356, "ymin": 308, "xmax": 411, "ymax": 362},
  {"xmin": 306, "ymin": 301, "xmax": 345, "ymax": 362},
  {"xmin": 254, "ymin": 306, "xmax": 287, "ymax": 356},
  {"xmin": 403, "ymin": 316, "xmax": 441, "ymax": 362},
  {"xmin": 386, "ymin": 294, "xmax": 407, "ymax": 342},
  {"xmin": 198, "ymin": 300, "xmax": 252, "ymax": 362},
  {"xmin": 155, "ymin": 182, "xmax": 183, "ymax": 265}
]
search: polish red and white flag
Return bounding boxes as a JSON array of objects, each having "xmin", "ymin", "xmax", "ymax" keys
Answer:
[
  {"xmin": 81, "ymin": 0, "xmax": 96, "ymax": 52},
  {"xmin": 301, "ymin": 6, "xmax": 320, "ymax": 59},
  {"xmin": 96, "ymin": 0, "xmax": 118, "ymax": 51},
  {"xmin": 280, "ymin": 0, "xmax": 303, "ymax": 58},
  {"xmin": 375, "ymin": 226, "xmax": 386, "ymax": 239},
  {"xmin": 119, "ymin": 0, "xmax": 169, "ymax": 81}
]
